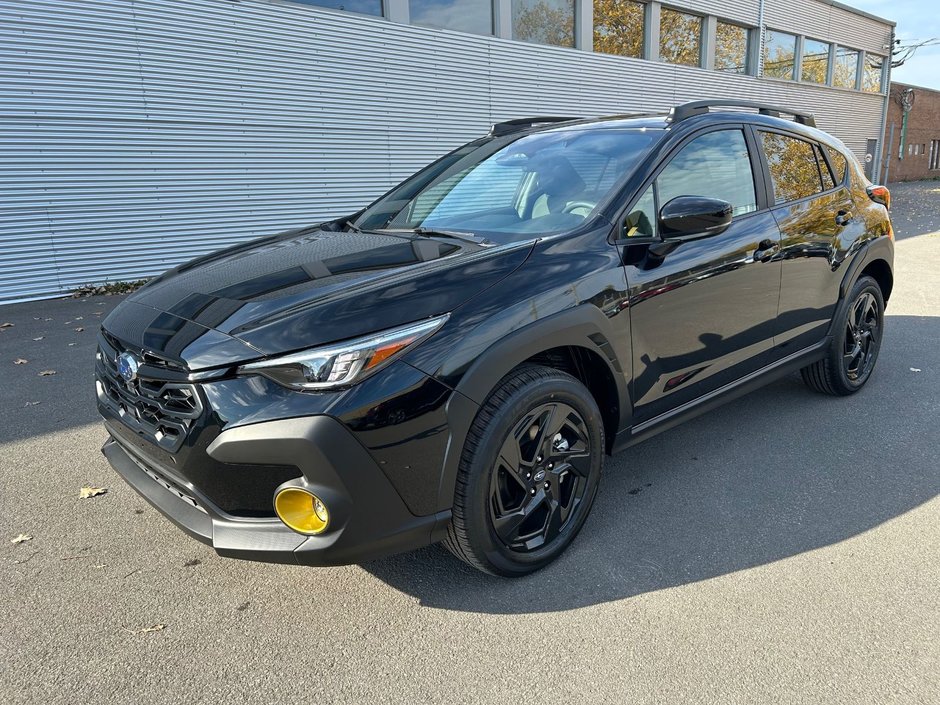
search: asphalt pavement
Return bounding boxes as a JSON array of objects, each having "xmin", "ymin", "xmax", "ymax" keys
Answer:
[{"xmin": 1, "ymin": 181, "xmax": 938, "ymax": 704}]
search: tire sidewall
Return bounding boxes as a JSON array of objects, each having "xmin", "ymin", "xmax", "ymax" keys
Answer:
[{"xmin": 462, "ymin": 373, "xmax": 604, "ymax": 577}]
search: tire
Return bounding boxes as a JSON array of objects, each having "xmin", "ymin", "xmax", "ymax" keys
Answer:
[
  {"xmin": 800, "ymin": 275, "xmax": 885, "ymax": 396},
  {"xmin": 443, "ymin": 365, "xmax": 604, "ymax": 577}
]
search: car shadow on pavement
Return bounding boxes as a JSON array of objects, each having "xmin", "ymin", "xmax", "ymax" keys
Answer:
[
  {"xmin": 360, "ymin": 314, "xmax": 939, "ymax": 614},
  {"xmin": 0, "ymin": 295, "xmax": 124, "ymax": 445}
]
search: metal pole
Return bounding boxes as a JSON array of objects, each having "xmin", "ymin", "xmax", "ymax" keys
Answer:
[{"xmin": 884, "ymin": 122, "xmax": 895, "ymax": 183}]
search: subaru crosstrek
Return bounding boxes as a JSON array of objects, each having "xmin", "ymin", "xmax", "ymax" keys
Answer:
[{"xmin": 96, "ymin": 100, "xmax": 894, "ymax": 576}]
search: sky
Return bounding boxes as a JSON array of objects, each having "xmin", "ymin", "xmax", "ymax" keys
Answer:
[{"xmin": 848, "ymin": 0, "xmax": 940, "ymax": 89}]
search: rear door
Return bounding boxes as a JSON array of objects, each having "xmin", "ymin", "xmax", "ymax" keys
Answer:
[
  {"xmin": 622, "ymin": 126, "xmax": 782, "ymax": 424},
  {"xmin": 756, "ymin": 131, "xmax": 864, "ymax": 354}
]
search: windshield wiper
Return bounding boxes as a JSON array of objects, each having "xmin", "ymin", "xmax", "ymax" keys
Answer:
[{"xmin": 412, "ymin": 227, "xmax": 490, "ymax": 246}]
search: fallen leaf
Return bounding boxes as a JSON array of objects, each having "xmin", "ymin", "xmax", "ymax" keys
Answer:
[
  {"xmin": 79, "ymin": 486, "xmax": 107, "ymax": 499},
  {"xmin": 74, "ymin": 327, "xmax": 84, "ymax": 332},
  {"xmin": 910, "ymin": 367, "xmax": 922, "ymax": 372},
  {"xmin": 32, "ymin": 336, "xmax": 44, "ymax": 341},
  {"xmin": 127, "ymin": 624, "xmax": 166, "ymax": 635},
  {"xmin": 0, "ymin": 322, "xmax": 13, "ymax": 329},
  {"xmin": 14, "ymin": 358, "xmax": 27, "ymax": 365},
  {"xmin": 11, "ymin": 533, "xmax": 32, "ymax": 544},
  {"xmin": 38, "ymin": 370, "xmax": 56, "ymax": 376}
]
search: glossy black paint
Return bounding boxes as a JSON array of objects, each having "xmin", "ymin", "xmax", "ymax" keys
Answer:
[
  {"xmin": 96, "ymin": 109, "xmax": 894, "ymax": 566},
  {"xmin": 659, "ymin": 196, "xmax": 733, "ymax": 239}
]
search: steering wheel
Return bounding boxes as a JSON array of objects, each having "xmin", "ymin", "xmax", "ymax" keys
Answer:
[{"xmin": 561, "ymin": 201, "xmax": 596, "ymax": 217}]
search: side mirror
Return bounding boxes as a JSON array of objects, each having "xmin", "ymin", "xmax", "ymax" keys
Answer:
[{"xmin": 659, "ymin": 196, "xmax": 733, "ymax": 241}]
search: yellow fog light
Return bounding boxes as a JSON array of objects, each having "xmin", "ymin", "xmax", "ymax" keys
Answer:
[{"xmin": 274, "ymin": 488, "xmax": 330, "ymax": 535}]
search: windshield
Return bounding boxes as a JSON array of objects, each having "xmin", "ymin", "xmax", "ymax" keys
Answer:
[{"xmin": 353, "ymin": 127, "xmax": 661, "ymax": 243}]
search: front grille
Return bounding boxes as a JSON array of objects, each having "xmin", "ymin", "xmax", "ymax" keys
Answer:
[{"xmin": 96, "ymin": 333, "xmax": 202, "ymax": 453}]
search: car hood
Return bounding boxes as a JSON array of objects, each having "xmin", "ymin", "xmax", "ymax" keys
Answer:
[{"xmin": 103, "ymin": 226, "xmax": 533, "ymax": 369}]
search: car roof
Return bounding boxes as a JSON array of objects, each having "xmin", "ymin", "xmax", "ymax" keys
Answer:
[{"xmin": 523, "ymin": 110, "xmax": 847, "ymax": 152}]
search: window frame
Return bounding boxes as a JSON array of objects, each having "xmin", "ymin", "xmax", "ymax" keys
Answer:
[
  {"xmin": 593, "ymin": 0, "xmax": 646, "ymax": 59},
  {"xmin": 753, "ymin": 127, "xmax": 848, "ymax": 208},
  {"xmin": 762, "ymin": 28, "xmax": 798, "ymax": 81},
  {"xmin": 658, "ymin": 6, "xmax": 705, "ymax": 68},
  {"xmin": 511, "ymin": 0, "xmax": 577, "ymax": 48},
  {"xmin": 800, "ymin": 37, "xmax": 831, "ymax": 84},
  {"xmin": 714, "ymin": 20, "xmax": 751, "ymax": 74},
  {"xmin": 408, "ymin": 0, "xmax": 497, "ymax": 35},
  {"xmin": 833, "ymin": 45, "xmax": 861, "ymax": 90},
  {"xmin": 610, "ymin": 124, "xmax": 768, "ymax": 243},
  {"xmin": 278, "ymin": 0, "xmax": 386, "ymax": 18},
  {"xmin": 862, "ymin": 53, "xmax": 886, "ymax": 94}
]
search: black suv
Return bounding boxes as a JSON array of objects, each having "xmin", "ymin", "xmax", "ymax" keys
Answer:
[{"xmin": 96, "ymin": 100, "xmax": 894, "ymax": 576}]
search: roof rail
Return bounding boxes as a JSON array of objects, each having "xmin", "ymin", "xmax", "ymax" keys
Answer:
[
  {"xmin": 668, "ymin": 100, "xmax": 817, "ymax": 128},
  {"xmin": 489, "ymin": 116, "xmax": 581, "ymax": 136}
]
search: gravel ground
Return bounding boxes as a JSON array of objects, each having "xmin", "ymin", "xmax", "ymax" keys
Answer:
[{"xmin": 1, "ymin": 181, "xmax": 938, "ymax": 704}]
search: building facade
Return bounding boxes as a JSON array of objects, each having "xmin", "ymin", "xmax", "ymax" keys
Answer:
[
  {"xmin": 882, "ymin": 82, "xmax": 940, "ymax": 182},
  {"xmin": 0, "ymin": 0, "xmax": 894, "ymax": 302}
]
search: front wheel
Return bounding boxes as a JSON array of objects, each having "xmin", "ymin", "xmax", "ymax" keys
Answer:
[
  {"xmin": 443, "ymin": 365, "xmax": 604, "ymax": 577},
  {"xmin": 801, "ymin": 275, "xmax": 885, "ymax": 396}
]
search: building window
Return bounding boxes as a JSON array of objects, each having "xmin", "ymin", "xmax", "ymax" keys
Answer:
[
  {"xmin": 763, "ymin": 30, "xmax": 797, "ymax": 80},
  {"xmin": 863, "ymin": 54, "xmax": 885, "ymax": 93},
  {"xmin": 409, "ymin": 0, "xmax": 493, "ymax": 35},
  {"xmin": 801, "ymin": 39, "xmax": 830, "ymax": 84},
  {"xmin": 593, "ymin": 0, "xmax": 645, "ymax": 59},
  {"xmin": 930, "ymin": 140, "xmax": 940, "ymax": 170},
  {"xmin": 659, "ymin": 8, "xmax": 702, "ymax": 67},
  {"xmin": 287, "ymin": 0, "xmax": 383, "ymax": 16},
  {"xmin": 834, "ymin": 47, "xmax": 859, "ymax": 89},
  {"xmin": 715, "ymin": 22, "xmax": 748, "ymax": 73},
  {"xmin": 512, "ymin": 0, "xmax": 575, "ymax": 47}
]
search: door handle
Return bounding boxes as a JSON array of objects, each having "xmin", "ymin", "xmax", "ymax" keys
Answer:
[
  {"xmin": 835, "ymin": 210, "xmax": 853, "ymax": 226},
  {"xmin": 754, "ymin": 239, "xmax": 779, "ymax": 263}
]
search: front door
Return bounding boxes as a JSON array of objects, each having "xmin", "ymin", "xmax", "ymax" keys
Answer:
[{"xmin": 623, "ymin": 127, "xmax": 782, "ymax": 424}]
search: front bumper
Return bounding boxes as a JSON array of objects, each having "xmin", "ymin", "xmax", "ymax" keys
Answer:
[{"xmin": 102, "ymin": 415, "xmax": 450, "ymax": 566}]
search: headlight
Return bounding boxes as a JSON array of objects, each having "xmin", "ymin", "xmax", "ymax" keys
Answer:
[{"xmin": 236, "ymin": 315, "xmax": 448, "ymax": 390}]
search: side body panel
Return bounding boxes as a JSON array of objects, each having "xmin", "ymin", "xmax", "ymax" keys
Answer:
[{"xmin": 624, "ymin": 211, "xmax": 782, "ymax": 424}]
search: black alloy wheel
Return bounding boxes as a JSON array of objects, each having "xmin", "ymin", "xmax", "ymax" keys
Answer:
[
  {"xmin": 843, "ymin": 291, "xmax": 880, "ymax": 382},
  {"xmin": 801, "ymin": 275, "xmax": 885, "ymax": 396},
  {"xmin": 489, "ymin": 402, "xmax": 592, "ymax": 552},
  {"xmin": 444, "ymin": 365, "xmax": 604, "ymax": 576}
]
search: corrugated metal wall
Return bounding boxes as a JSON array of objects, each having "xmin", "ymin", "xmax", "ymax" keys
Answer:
[{"xmin": 0, "ymin": 0, "xmax": 891, "ymax": 303}]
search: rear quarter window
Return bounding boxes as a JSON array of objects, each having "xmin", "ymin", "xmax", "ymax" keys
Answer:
[{"xmin": 825, "ymin": 146, "xmax": 848, "ymax": 184}]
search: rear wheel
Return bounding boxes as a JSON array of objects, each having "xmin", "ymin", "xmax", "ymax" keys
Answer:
[
  {"xmin": 443, "ymin": 365, "xmax": 604, "ymax": 577},
  {"xmin": 801, "ymin": 275, "xmax": 884, "ymax": 395}
]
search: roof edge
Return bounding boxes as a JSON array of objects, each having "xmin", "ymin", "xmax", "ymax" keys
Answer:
[{"xmin": 824, "ymin": 0, "xmax": 896, "ymax": 28}]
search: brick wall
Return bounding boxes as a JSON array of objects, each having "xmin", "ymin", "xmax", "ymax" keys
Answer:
[{"xmin": 883, "ymin": 82, "xmax": 940, "ymax": 182}]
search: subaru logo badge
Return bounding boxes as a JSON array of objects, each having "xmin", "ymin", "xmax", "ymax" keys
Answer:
[
  {"xmin": 117, "ymin": 352, "xmax": 140, "ymax": 382},
  {"xmin": 533, "ymin": 469, "xmax": 546, "ymax": 483}
]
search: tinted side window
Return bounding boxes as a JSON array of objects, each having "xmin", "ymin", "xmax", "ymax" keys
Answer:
[
  {"xmin": 826, "ymin": 146, "xmax": 848, "ymax": 184},
  {"xmin": 815, "ymin": 144, "xmax": 835, "ymax": 190},
  {"xmin": 657, "ymin": 130, "xmax": 757, "ymax": 216},
  {"xmin": 761, "ymin": 132, "xmax": 823, "ymax": 204}
]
